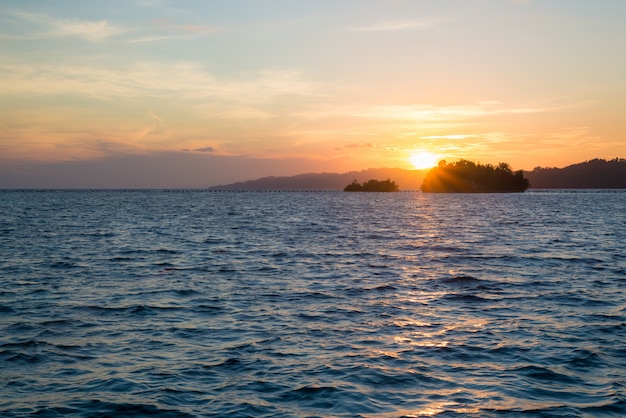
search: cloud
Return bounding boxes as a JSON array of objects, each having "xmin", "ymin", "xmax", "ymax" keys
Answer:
[
  {"xmin": 127, "ymin": 19, "xmax": 220, "ymax": 43},
  {"xmin": 348, "ymin": 102, "xmax": 549, "ymax": 122},
  {"xmin": 126, "ymin": 34, "xmax": 191, "ymax": 43},
  {"xmin": 291, "ymin": 101, "xmax": 546, "ymax": 124},
  {"xmin": 1, "ymin": 9, "xmax": 219, "ymax": 44},
  {"xmin": 350, "ymin": 18, "xmax": 448, "ymax": 32},
  {"xmin": 0, "ymin": 62, "xmax": 321, "ymax": 104},
  {"xmin": 0, "ymin": 61, "xmax": 327, "ymax": 161},
  {"xmin": 52, "ymin": 18, "xmax": 125, "ymax": 41},
  {"xmin": 5, "ymin": 11, "xmax": 126, "ymax": 42},
  {"xmin": 421, "ymin": 134, "xmax": 478, "ymax": 140},
  {"xmin": 344, "ymin": 143, "xmax": 374, "ymax": 149}
]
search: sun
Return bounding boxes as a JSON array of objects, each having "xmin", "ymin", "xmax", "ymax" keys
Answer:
[{"xmin": 409, "ymin": 151, "xmax": 440, "ymax": 170}]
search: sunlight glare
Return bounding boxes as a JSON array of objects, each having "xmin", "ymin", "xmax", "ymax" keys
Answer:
[{"xmin": 409, "ymin": 151, "xmax": 439, "ymax": 169}]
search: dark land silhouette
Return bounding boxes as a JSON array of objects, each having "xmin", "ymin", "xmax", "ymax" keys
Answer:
[
  {"xmin": 209, "ymin": 168, "xmax": 426, "ymax": 190},
  {"xmin": 523, "ymin": 158, "xmax": 626, "ymax": 188},
  {"xmin": 208, "ymin": 158, "xmax": 625, "ymax": 190},
  {"xmin": 344, "ymin": 179, "xmax": 399, "ymax": 192},
  {"xmin": 422, "ymin": 159, "xmax": 529, "ymax": 193}
]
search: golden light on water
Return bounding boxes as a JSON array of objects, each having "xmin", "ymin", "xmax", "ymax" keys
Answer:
[{"xmin": 409, "ymin": 151, "xmax": 440, "ymax": 170}]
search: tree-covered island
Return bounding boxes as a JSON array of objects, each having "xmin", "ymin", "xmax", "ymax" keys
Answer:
[
  {"xmin": 344, "ymin": 179, "xmax": 399, "ymax": 192},
  {"xmin": 422, "ymin": 159, "xmax": 529, "ymax": 192}
]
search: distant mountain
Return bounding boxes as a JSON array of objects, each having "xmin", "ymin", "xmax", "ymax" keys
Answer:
[
  {"xmin": 523, "ymin": 158, "xmax": 626, "ymax": 188},
  {"xmin": 209, "ymin": 158, "xmax": 626, "ymax": 191},
  {"xmin": 209, "ymin": 168, "xmax": 427, "ymax": 190}
]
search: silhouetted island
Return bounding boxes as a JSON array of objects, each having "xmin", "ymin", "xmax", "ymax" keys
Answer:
[
  {"xmin": 208, "ymin": 168, "xmax": 425, "ymax": 190},
  {"xmin": 344, "ymin": 179, "xmax": 399, "ymax": 192},
  {"xmin": 422, "ymin": 160, "xmax": 529, "ymax": 193},
  {"xmin": 206, "ymin": 157, "xmax": 625, "ymax": 190}
]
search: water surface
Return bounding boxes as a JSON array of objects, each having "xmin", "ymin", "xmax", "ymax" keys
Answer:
[{"xmin": 1, "ymin": 190, "xmax": 625, "ymax": 416}]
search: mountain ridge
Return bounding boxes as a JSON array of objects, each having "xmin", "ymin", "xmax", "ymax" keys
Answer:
[
  {"xmin": 209, "ymin": 158, "xmax": 626, "ymax": 190},
  {"xmin": 524, "ymin": 158, "xmax": 626, "ymax": 189},
  {"xmin": 209, "ymin": 167, "xmax": 428, "ymax": 190}
]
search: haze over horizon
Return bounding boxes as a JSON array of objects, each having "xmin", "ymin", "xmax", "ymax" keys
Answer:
[{"xmin": 1, "ymin": 1, "xmax": 625, "ymax": 188}]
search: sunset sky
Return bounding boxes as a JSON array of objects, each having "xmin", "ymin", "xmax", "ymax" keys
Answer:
[{"xmin": 1, "ymin": 0, "xmax": 625, "ymax": 188}]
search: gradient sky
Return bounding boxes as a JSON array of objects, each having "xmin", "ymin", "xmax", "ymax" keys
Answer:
[{"xmin": 1, "ymin": 0, "xmax": 625, "ymax": 187}]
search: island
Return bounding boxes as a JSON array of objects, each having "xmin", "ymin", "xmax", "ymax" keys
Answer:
[
  {"xmin": 344, "ymin": 179, "xmax": 399, "ymax": 192},
  {"xmin": 421, "ymin": 159, "xmax": 529, "ymax": 193},
  {"xmin": 205, "ymin": 157, "xmax": 624, "ymax": 191}
]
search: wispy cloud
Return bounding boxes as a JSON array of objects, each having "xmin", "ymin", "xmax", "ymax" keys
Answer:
[
  {"xmin": 344, "ymin": 142, "xmax": 374, "ymax": 149},
  {"xmin": 0, "ymin": 62, "xmax": 321, "ymax": 104},
  {"xmin": 1, "ymin": 10, "xmax": 219, "ymax": 43},
  {"xmin": 127, "ymin": 19, "xmax": 220, "ymax": 43},
  {"xmin": 191, "ymin": 147, "xmax": 217, "ymax": 153},
  {"xmin": 350, "ymin": 18, "xmax": 448, "ymax": 32},
  {"xmin": 0, "ymin": 59, "xmax": 328, "ymax": 161},
  {"xmin": 127, "ymin": 34, "xmax": 195, "ymax": 43},
  {"xmin": 51, "ymin": 18, "xmax": 125, "ymax": 41},
  {"xmin": 5, "ymin": 11, "xmax": 127, "ymax": 42},
  {"xmin": 421, "ymin": 134, "xmax": 478, "ymax": 140},
  {"xmin": 346, "ymin": 102, "xmax": 545, "ymax": 121}
]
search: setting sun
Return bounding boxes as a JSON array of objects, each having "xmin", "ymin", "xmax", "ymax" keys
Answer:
[{"xmin": 409, "ymin": 151, "xmax": 440, "ymax": 170}]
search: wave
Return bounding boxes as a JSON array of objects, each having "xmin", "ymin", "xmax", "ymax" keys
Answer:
[{"xmin": 2, "ymin": 190, "xmax": 625, "ymax": 417}]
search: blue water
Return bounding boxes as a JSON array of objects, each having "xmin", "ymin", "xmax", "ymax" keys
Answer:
[{"xmin": 1, "ymin": 190, "xmax": 625, "ymax": 417}]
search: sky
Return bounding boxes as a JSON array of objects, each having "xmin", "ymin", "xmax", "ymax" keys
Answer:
[{"xmin": 1, "ymin": 0, "xmax": 625, "ymax": 188}]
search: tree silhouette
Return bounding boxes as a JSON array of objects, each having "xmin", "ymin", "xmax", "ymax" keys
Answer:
[
  {"xmin": 344, "ymin": 179, "xmax": 399, "ymax": 192},
  {"xmin": 422, "ymin": 159, "xmax": 529, "ymax": 192}
]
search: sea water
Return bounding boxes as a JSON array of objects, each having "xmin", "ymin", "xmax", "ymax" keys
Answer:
[{"xmin": 1, "ymin": 190, "xmax": 625, "ymax": 417}]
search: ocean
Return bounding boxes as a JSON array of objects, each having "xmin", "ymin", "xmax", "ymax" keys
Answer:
[{"xmin": 1, "ymin": 190, "xmax": 625, "ymax": 417}]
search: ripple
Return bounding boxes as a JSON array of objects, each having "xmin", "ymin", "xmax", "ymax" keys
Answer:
[{"xmin": 1, "ymin": 190, "xmax": 625, "ymax": 417}]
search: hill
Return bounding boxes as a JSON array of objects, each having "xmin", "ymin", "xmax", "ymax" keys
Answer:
[
  {"xmin": 523, "ymin": 158, "xmax": 626, "ymax": 188},
  {"xmin": 208, "ymin": 158, "xmax": 626, "ymax": 191},
  {"xmin": 209, "ymin": 168, "xmax": 427, "ymax": 190}
]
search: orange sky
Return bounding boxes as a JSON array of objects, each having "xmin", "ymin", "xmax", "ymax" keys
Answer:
[{"xmin": 1, "ymin": 1, "xmax": 625, "ymax": 187}]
